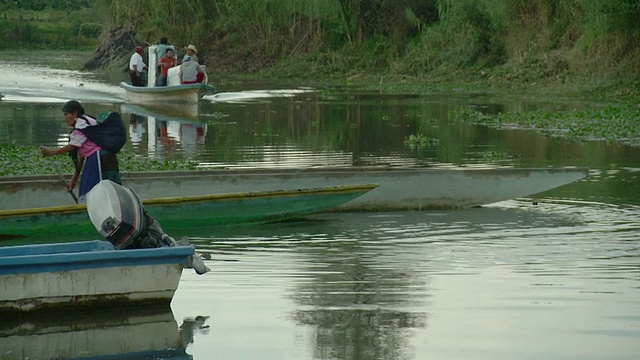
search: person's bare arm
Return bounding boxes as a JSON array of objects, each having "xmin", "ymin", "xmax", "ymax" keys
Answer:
[{"xmin": 40, "ymin": 144, "xmax": 76, "ymax": 156}]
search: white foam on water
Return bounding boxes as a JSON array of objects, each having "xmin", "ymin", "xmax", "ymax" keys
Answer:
[
  {"xmin": 0, "ymin": 62, "xmax": 124, "ymax": 103},
  {"xmin": 204, "ymin": 89, "xmax": 315, "ymax": 103}
]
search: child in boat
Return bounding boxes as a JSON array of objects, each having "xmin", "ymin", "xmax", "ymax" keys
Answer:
[{"xmin": 40, "ymin": 100, "xmax": 123, "ymax": 202}]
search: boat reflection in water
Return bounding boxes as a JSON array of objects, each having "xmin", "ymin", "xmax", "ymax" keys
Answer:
[
  {"xmin": 0, "ymin": 306, "xmax": 211, "ymax": 359},
  {"xmin": 121, "ymin": 103, "xmax": 209, "ymax": 159},
  {"xmin": 157, "ymin": 118, "xmax": 207, "ymax": 156}
]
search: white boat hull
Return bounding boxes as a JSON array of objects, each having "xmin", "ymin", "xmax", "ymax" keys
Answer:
[
  {"xmin": 0, "ymin": 241, "xmax": 194, "ymax": 312},
  {"xmin": 0, "ymin": 264, "xmax": 182, "ymax": 311},
  {"xmin": 122, "ymin": 167, "xmax": 589, "ymax": 210},
  {"xmin": 120, "ymin": 82, "xmax": 212, "ymax": 104},
  {"xmin": 0, "ymin": 167, "xmax": 589, "ymax": 211}
]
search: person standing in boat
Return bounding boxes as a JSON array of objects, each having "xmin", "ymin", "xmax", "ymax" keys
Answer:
[
  {"xmin": 129, "ymin": 45, "xmax": 147, "ymax": 86},
  {"xmin": 155, "ymin": 37, "xmax": 176, "ymax": 85},
  {"xmin": 179, "ymin": 55, "xmax": 205, "ymax": 84},
  {"xmin": 157, "ymin": 47, "xmax": 177, "ymax": 86},
  {"xmin": 156, "ymin": 37, "xmax": 175, "ymax": 63},
  {"xmin": 40, "ymin": 100, "xmax": 123, "ymax": 202}
]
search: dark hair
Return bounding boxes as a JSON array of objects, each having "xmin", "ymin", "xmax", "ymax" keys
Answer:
[
  {"xmin": 62, "ymin": 100, "xmax": 85, "ymax": 115},
  {"xmin": 160, "ymin": 37, "xmax": 168, "ymax": 44}
]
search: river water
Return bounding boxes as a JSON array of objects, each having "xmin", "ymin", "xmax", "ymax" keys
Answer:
[{"xmin": 1, "ymin": 60, "xmax": 639, "ymax": 359}]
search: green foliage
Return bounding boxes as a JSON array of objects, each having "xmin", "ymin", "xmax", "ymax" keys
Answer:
[
  {"xmin": 4, "ymin": 0, "xmax": 640, "ymax": 95},
  {"xmin": 404, "ymin": 128, "xmax": 439, "ymax": 151},
  {"xmin": 0, "ymin": 144, "xmax": 198, "ymax": 177},
  {"xmin": 448, "ymin": 105, "xmax": 640, "ymax": 146},
  {"xmin": 0, "ymin": 144, "xmax": 72, "ymax": 177},
  {"xmin": 0, "ymin": 0, "xmax": 93, "ymax": 10},
  {"xmin": 482, "ymin": 151, "xmax": 511, "ymax": 161},
  {"xmin": 0, "ymin": 5, "xmax": 100, "ymax": 49}
]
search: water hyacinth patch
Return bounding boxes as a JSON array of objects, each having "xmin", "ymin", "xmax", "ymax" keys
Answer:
[
  {"xmin": 404, "ymin": 128, "xmax": 439, "ymax": 151},
  {"xmin": 0, "ymin": 144, "xmax": 199, "ymax": 177},
  {"xmin": 448, "ymin": 105, "xmax": 640, "ymax": 146}
]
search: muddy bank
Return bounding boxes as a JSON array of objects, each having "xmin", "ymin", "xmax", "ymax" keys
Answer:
[{"xmin": 82, "ymin": 26, "xmax": 142, "ymax": 72}]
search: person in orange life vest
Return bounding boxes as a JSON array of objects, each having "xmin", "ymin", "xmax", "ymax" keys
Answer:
[{"xmin": 157, "ymin": 48, "xmax": 177, "ymax": 86}]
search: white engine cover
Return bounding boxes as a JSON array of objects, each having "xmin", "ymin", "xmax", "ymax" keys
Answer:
[{"xmin": 86, "ymin": 180, "xmax": 146, "ymax": 249}]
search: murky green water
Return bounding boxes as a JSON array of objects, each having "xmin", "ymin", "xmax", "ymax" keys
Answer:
[{"xmin": 1, "ymin": 60, "xmax": 639, "ymax": 359}]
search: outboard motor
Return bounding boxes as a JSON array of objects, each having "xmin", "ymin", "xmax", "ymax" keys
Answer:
[
  {"xmin": 86, "ymin": 180, "xmax": 210, "ymax": 273},
  {"xmin": 85, "ymin": 179, "xmax": 172, "ymax": 249}
]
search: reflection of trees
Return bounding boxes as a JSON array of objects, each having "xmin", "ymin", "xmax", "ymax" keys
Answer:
[
  {"xmin": 192, "ymin": 216, "xmax": 430, "ymax": 360},
  {"xmin": 287, "ymin": 240, "xmax": 428, "ymax": 360},
  {"xmin": 7, "ymin": 94, "xmax": 635, "ymax": 173},
  {"xmin": 0, "ymin": 103, "xmax": 63, "ymax": 146},
  {"xmin": 293, "ymin": 308, "xmax": 424, "ymax": 360},
  {"xmin": 199, "ymin": 94, "xmax": 435, "ymax": 166}
]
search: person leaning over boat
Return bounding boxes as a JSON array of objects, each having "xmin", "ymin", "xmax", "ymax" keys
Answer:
[
  {"xmin": 40, "ymin": 100, "xmax": 122, "ymax": 202},
  {"xmin": 129, "ymin": 45, "xmax": 147, "ymax": 86},
  {"xmin": 179, "ymin": 55, "xmax": 205, "ymax": 84},
  {"xmin": 157, "ymin": 47, "xmax": 177, "ymax": 86}
]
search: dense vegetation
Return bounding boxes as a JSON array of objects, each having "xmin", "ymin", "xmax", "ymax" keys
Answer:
[
  {"xmin": 91, "ymin": 0, "xmax": 640, "ymax": 98},
  {"xmin": 0, "ymin": 0, "xmax": 100, "ymax": 49},
  {"xmin": 2, "ymin": 0, "xmax": 639, "ymax": 98}
]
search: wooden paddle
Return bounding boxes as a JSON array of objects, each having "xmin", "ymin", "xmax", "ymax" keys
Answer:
[{"xmin": 60, "ymin": 175, "xmax": 79, "ymax": 204}]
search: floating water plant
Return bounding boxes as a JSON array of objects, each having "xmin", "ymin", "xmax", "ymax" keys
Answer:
[
  {"xmin": 482, "ymin": 151, "xmax": 511, "ymax": 161},
  {"xmin": 0, "ymin": 144, "xmax": 198, "ymax": 177},
  {"xmin": 448, "ymin": 105, "xmax": 640, "ymax": 146},
  {"xmin": 404, "ymin": 128, "xmax": 439, "ymax": 151}
]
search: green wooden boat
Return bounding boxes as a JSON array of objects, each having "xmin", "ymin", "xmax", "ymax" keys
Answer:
[{"xmin": 0, "ymin": 184, "xmax": 377, "ymax": 238}]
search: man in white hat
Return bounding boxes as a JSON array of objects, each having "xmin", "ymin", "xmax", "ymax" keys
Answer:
[{"xmin": 183, "ymin": 44, "xmax": 199, "ymax": 64}]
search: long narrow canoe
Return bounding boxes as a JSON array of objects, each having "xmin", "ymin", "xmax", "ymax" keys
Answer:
[
  {"xmin": 0, "ymin": 167, "xmax": 588, "ymax": 212},
  {"xmin": 0, "ymin": 184, "xmax": 377, "ymax": 237}
]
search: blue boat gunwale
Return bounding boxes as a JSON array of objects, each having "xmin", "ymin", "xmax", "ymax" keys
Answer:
[{"xmin": 0, "ymin": 240, "xmax": 195, "ymax": 275}]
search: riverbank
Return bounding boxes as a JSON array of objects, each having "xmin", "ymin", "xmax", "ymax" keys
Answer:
[
  {"xmin": 4, "ymin": 48, "xmax": 635, "ymax": 103},
  {"xmin": 252, "ymin": 50, "xmax": 639, "ymax": 103}
]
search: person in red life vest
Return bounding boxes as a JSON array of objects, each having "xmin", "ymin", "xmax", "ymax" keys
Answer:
[{"xmin": 157, "ymin": 48, "xmax": 177, "ymax": 86}]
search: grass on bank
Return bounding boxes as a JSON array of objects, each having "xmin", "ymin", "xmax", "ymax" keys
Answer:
[
  {"xmin": 0, "ymin": 7, "xmax": 100, "ymax": 50},
  {"xmin": 1, "ymin": 50, "xmax": 96, "ymax": 70}
]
